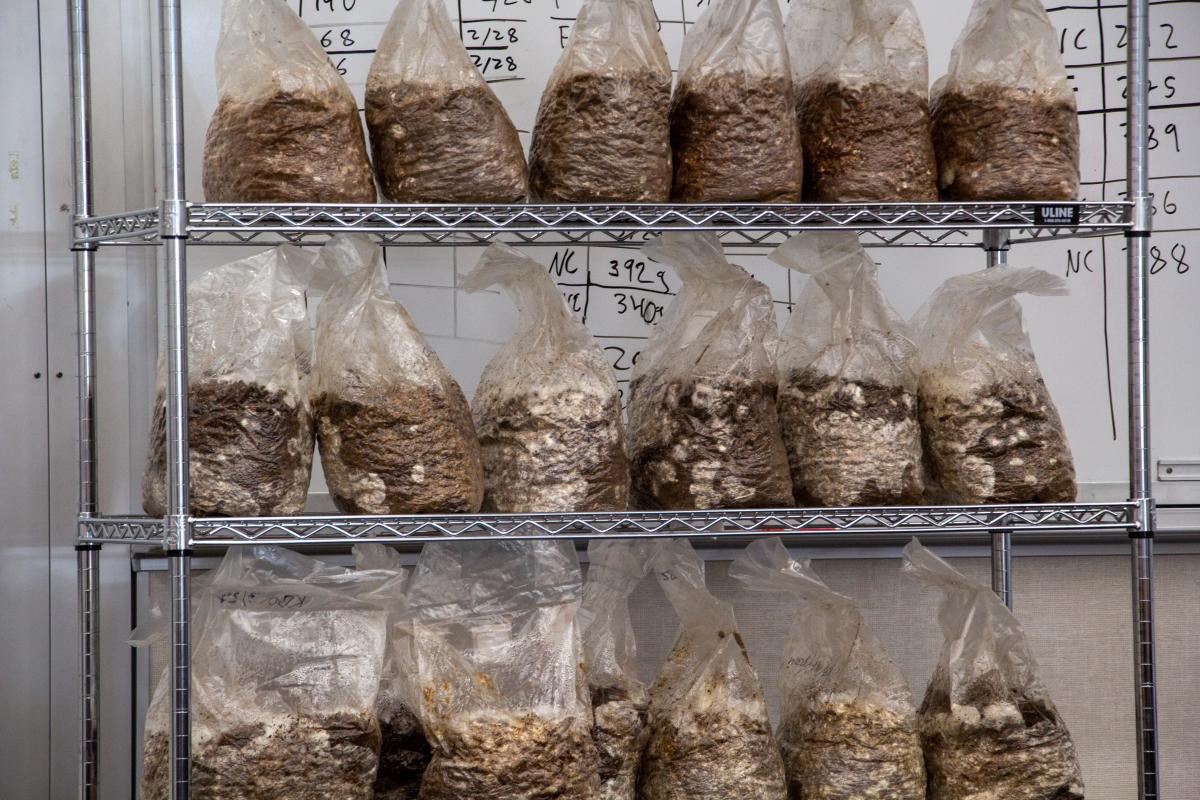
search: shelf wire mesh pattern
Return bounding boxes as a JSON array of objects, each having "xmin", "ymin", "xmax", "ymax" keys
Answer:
[
  {"xmin": 73, "ymin": 201, "xmax": 1132, "ymax": 248},
  {"xmin": 78, "ymin": 502, "xmax": 1137, "ymax": 546}
]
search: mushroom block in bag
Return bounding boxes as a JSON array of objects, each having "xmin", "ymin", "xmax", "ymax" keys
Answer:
[
  {"xmin": 639, "ymin": 539, "xmax": 787, "ymax": 800},
  {"xmin": 731, "ymin": 539, "xmax": 924, "ymax": 800},
  {"xmin": 139, "ymin": 547, "xmax": 395, "ymax": 800},
  {"xmin": 354, "ymin": 544, "xmax": 431, "ymax": 800},
  {"xmin": 314, "ymin": 235, "xmax": 483, "ymax": 515},
  {"xmin": 580, "ymin": 541, "xmax": 651, "ymax": 800},
  {"xmin": 142, "ymin": 247, "xmax": 315, "ymax": 517},
  {"xmin": 912, "ymin": 266, "xmax": 1076, "ymax": 504},
  {"xmin": 670, "ymin": 0, "xmax": 802, "ymax": 203},
  {"xmin": 772, "ymin": 233, "xmax": 923, "ymax": 506},
  {"xmin": 202, "ymin": 0, "xmax": 375, "ymax": 203},
  {"xmin": 365, "ymin": 0, "xmax": 528, "ymax": 203},
  {"xmin": 529, "ymin": 0, "xmax": 672, "ymax": 202},
  {"xmin": 931, "ymin": 0, "xmax": 1080, "ymax": 200},
  {"xmin": 903, "ymin": 539, "xmax": 1085, "ymax": 800},
  {"xmin": 463, "ymin": 243, "xmax": 629, "ymax": 512},
  {"xmin": 406, "ymin": 541, "xmax": 601, "ymax": 800},
  {"xmin": 788, "ymin": 0, "xmax": 937, "ymax": 202},
  {"xmin": 629, "ymin": 233, "xmax": 794, "ymax": 510}
]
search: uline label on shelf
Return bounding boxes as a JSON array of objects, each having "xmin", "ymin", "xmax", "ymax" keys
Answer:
[{"xmin": 1035, "ymin": 205, "xmax": 1082, "ymax": 226}]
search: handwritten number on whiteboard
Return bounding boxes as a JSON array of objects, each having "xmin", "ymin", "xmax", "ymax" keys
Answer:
[{"xmin": 1161, "ymin": 23, "xmax": 1177, "ymax": 50}]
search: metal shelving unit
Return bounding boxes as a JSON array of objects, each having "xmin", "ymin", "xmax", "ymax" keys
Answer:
[{"xmin": 66, "ymin": 0, "xmax": 1159, "ymax": 798}]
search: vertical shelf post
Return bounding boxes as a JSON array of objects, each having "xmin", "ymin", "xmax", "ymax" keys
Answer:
[
  {"xmin": 1125, "ymin": 0, "xmax": 1159, "ymax": 798},
  {"xmin": 159, "ymin": 0, "xmax": 192, "ymax": 797},
  {"xmin": 983, "ymin": 228, "xmax": 1014, "ymax": 609},
  {"xmin": 67, "ymin": 0, "xmax": 101, "ymax": 796}
]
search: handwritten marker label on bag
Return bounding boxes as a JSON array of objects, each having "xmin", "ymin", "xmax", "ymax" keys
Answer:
[{"xmin": 1034, "ymin": 205, "xmax": 1082, "ymax": 227}]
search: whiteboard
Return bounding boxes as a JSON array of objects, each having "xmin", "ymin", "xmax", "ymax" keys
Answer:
[{"xmin": 166, "ymin": 0, "xmax": 1200, "ymax": 505}]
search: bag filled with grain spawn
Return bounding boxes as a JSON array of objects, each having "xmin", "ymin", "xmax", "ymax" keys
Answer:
[
  {"xmin": 931, "ymin": 0, "xmax": 1080, "ymax": 200},
  {"xmin": 787, "ymin": 0, "xmax": 936, "ymax": 201},
  {"xmin": 139, "ymin": 546, "xmax": 396, "ymax": 800},
  {"xmin": 354, "ymin": 544, "xmax": 431, "ymax": 800},
  {"xmin": 313, "ymin": 234, "xmax": 483, "ymax": 515},
  {"xmin": 366, "ymin": 0, "xmax": 528, "ymax": 203},
  {"xmin": 462, "ymin": 243, "xmax": 629, "ymax": 512},
  {"xmin": 639, "ymin": 539, "xmax": 787, "ymax": 800},
  {"xmin": 902, "ymin": 538, "xmax": 1085, "ymax": 800},
  {"xmin": 912, "ymin": 265, "xmax": 1076, "ymax": 504},
  {"xmin": 142, "ymin": 246, "xmax": 316, "ymax": 517},
  {"xmin": 770, "ymin": 233, "xmax": 922, "ymax": 506},
  {"xmin": 629, "ymin": 232, "xmax": 793, "ymax": 510},
  {"xmin": 670, "ymin": 0, "xmax": 802, "ymax": 202},
  {"xmin": 730, "ymin": 538, "xmax": 924, "ymax": 800},
  {"xmin": 406, "ymin": 541, "xmax": 601, "ymax": 800},
  {"xmin": 580, "ymin": 540, "xmax": 652, "ymax": 800},
  {"xmin": 529, "ymin": 0, "xmax": 672, "ymax": 202},
  {"xmin": 203, "ymin": 0, "xmax": 375, "ymax": 203}
]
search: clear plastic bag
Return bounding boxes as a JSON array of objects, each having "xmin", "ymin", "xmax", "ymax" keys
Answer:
[
  {"xmin": 529, "ymin": 0, "xmax": 672, "ymax": 202},
  {"xmin": 203, "ymin": 0, "xmax": 375, "ymax": 203},
  {"xmin": 406, "ymin": 541, "xmax": 601, "ymax": 800},
  {"xmin": 787, "ymin": 0, "xmax": 936, "ymax": 201},
  {"xmin": 138, "ymin": 546, "xmax": 394, "ymax": 800},
  {"xmin": 579, "ymin": 541, "xmax": 651, "ymax": 800},
  {"xmin": 931, "ymin": 0, "xmax": 1080, "ymax": 200},
  {"xmin": 313, "ymin": 234, "xmax": 483, "ymax": 515},
  {"xmin": 142, "ymin": 246, "xmax": 316, "ymax": 517},
  {"xmin": 902, "ymin": 539, "xmax": 1085, "ymax": 800},
  {"xmin": 730, "ymin": 538, "xmax": 924, "ymax": 800},
  {"xmin": 462, "ymin": 243, "xmax": 629, "ymax": 512},
  {"xmin": 670, "ymin": 0, "xmax": 802, "ymax": 202},
  {"xmin": 639, "ymin": 539, "xmax": 786, "ymax": 800},
  {"xmin": 912, "ymin": 265, "xmax": 1076, "ymax": 503},
  {"xmin": 629, "ymin": 233, "xmax": 793, "ymax": 510},
  {"xmin": 366, "ymin": 0, "xmax": 528, "ymax": 202},
  {"xmin": 353, "ymin": 544, "xmax": 431, "ymax": 800},
  {"xmin": 770, "ymin": 233, "xmax": 923, "ymax": 506}
]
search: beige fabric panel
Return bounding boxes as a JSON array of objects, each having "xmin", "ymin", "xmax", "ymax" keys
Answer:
[{"xmin": 146, "ymin": 552, "xmax": 1200, "ymax": 798}]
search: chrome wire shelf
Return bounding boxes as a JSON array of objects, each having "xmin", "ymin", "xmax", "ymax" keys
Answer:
[
  {"xmin": 78, "ymin": 502, "xmax": 1137, "ymax": 546},
  {"xmin": 73, "ymin": 201, "xmax": 1131, "ymax": 248}
]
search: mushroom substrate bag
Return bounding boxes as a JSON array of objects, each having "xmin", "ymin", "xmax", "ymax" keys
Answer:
[
  {"xmin": 912, "ymin": 265, "xmax": 1076, "ymax": 503},
  {"xmin": 730, "ymin": 538, "xmax": 924, "ymax": 800},
  {"xmin": 313, "ymin": 234, "xmax": 483, "ymax": 515},
  {"xmin": 529, "ymin": 0, "xmax": 672, "ymax": 202},
  {"xmin": 406, "ymin": 541, "xmax": 601, "ymax": 800},
  {"xmin": 787, "ymin": 0, "xmax": 936, "ymax": 201},
  {"xmin": 203, "ymin": 0, "xmax": 375, "ymax": 202},
  {"xmin": 629, "ymin": 233, "xmax": 794, "ymax": 510},
  {"xmin": 353, "ymin": 544, "xmax": 431, "ymax": 800},
  {"xmin": 670, "ymin": 0, "xmax": 802, "ymax": 202},
  {"xmin": 931, "ymin": 0, "xmax": 1080, "ymax": 200},
  {"xmin": 579, "ymin": 541, "xmax": 651, "ymax": 800},
  {"xmin": 770, "ymin": 233, "xmax": 922, "ymax": 506},
  {"xmin": 463, "ymin": 243, "xmax": 629, "ymax": 513},
  {"xmin": 639, "ymin": 539, "xmax": 787, "ymax": 800},
  {"xmin": 142, "ymin": 246, "xmax": 316, "ymax": 517},
  {"xmin": 902, "ymin": 539, "xmax": 1085, "ymax": 800},
  {"xmin": 139, "ymin": 547, "xmax": 394, "ymax": 800},
  {"xmin": 365, "ymin": 0, "xmax": 528, "ymax": 202}
]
